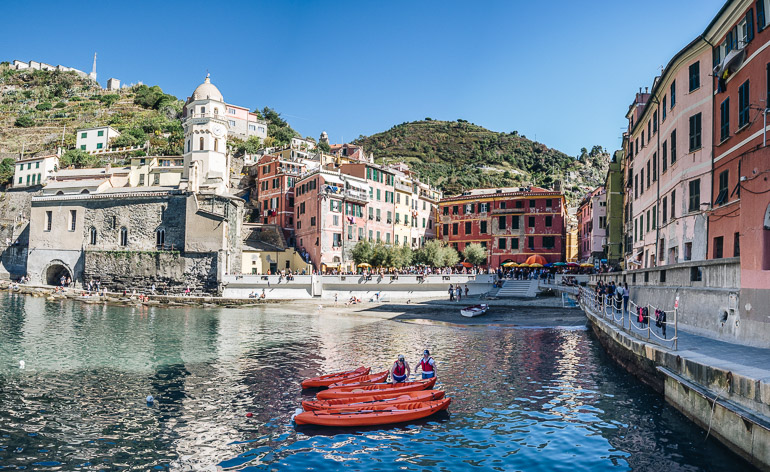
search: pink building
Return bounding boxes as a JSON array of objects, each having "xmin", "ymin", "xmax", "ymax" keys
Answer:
[
  {"xmin": 625, "ymin": 37, "xmax": 713, "ymax": 268},
  {"xmin": 577, "ymin": 187, "xmax": 606, "ymax": 262}
]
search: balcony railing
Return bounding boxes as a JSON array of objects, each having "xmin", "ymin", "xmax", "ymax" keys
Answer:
[
  {"xmin": 345, "ymin": 189, "xmax": 369, "ymax": 202},
  {"xmin": 184, "ymin": 113, "xmax": 228, "ymax": 123}
]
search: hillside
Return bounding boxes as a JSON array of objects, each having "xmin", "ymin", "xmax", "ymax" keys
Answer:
[{"xmin": 353, "ymin": 120, "xmax": 609, "ymax": 203}]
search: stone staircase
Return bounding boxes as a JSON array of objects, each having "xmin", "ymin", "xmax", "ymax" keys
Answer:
[{"xmin": 490, "ymin": 279, "xmax": 539, "ymax": 298}]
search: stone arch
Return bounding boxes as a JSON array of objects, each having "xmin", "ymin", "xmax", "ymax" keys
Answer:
[
  {"xmin": 80, "ymin": 189, "xmax": 90, "ymax": 194},
  {"xmin": 42, "ymin": 260, "xmax": 73, "ymax": 286}
]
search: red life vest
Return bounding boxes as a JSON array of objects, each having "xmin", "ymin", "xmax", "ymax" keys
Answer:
[
  {"xmin": 420, "ymin": 357, "xmax": 434, "ymax": 372},
  {"xmin": 393, "ymin": 361, "xmax": 406, "ymax": 376}
]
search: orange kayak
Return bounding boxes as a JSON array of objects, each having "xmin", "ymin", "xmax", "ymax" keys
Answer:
[
  {"xmin": 303, "ymin": 390, "xmax": 446, "ymax": 411},
  {"xmin": 316, "ymin": 377, "xmax": 437, "ymax": 400},
  {"xmin": 301, "ymin": 367, "xmax": 370, "ymax": 389},
  {"xmin": 294, "ymin": 398, "xmax": 451, "ymax": 426},
  {"xmin": 328, "ymin": 371, "xmax": 388, "ymax": 388}
]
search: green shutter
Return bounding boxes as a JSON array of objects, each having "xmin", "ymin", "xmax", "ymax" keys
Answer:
[
  {"xmin": 759, "ymin": 0, "xmax": 766, "ymax": 30},
  {"xmin": 748, "ymin": 9, "xmax": 755, "ymax": 42}
]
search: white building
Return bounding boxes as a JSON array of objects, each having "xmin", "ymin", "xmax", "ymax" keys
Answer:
[
  {"xmin": 13, "ymin": 155, "xmax": 59, "ymax": 188},
  {"xmin": 76, "ymin": 126, "xmax": 121, "ymax": 152},
  {"xmin": 106, "ymin": 78, "xmax": 120, "ymax": 91}
]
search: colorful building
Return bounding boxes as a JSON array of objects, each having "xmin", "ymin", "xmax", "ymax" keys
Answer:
[
  {"xmin": 577, "ymin": 187, "xmax": 606, "ymax": 263},
  {"xmin": 624, "ymin": 29, "xmax": 713, "ymax": 268},
  {"xmin": 253, "ymin": 153, "xmax": 312, "ymax": 245},
  {"xmin": 707, "ymin": 0, "xmax": 770, "ymax": 319},
  {"xmin": 437, "ymin": 187, "xmax": 567, "ymax": 266},
  {"xmin": 604, "ymin": 151, "xmax": 625, "ymax": 267}
]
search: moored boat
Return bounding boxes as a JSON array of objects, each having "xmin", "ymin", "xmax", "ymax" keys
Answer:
[
  {"xmin": 302, "ymin": 390, "xmax": 446, "ymax": 411},
  {"xmin": 460, "ymin": 304, "xmax": 489, "ymax": 318},
  {"xmin": 328, "ymin": 371, "xmax": 388, "ymax": 388},
  {"xmin": 301, "ymin": 366, "xmax": 370, "ymax": 389},
  {"xmin": 294, "ymin": 398, "xmax": 451, "ymax": 426},
  {"xmin": 316, "ymin": 377, "xmax": 437, "ymax": 400}
]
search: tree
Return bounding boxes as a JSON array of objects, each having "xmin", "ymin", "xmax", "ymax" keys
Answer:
[
  {"xmin": 415, "ymin": 240, "xmax": 458, "ymax": 268},
  {"xmin": 0, "ymin": 158, "xmax": 16, "ymax": 187},
  {"xmin": 35, "ymin": 102, "xmax": 52, "ymax": 111},
  {"xmin": 440, "ymin": 244, "xmax": 460, "ymax": 267},
  {"xmin": 133, "ymin": 85, "xmax": 178, "ymax": 110},
  {"xmin": 351, "ymin": 240, "xmax": 373, "ymax": 265},
  {"xmin": 14, "ymin": 115, "xmax": 35, "ymax": 128},
  {"xmin": 463, "ymin": 243, "xmax": 488, "ymax": 266},
  {"xmin": 243, "ymin": 136, "xmax": 262, "ymax": 154},
  {"xmin": 111, "ymin": 127, "xmax": 147, "ymax": 148},
  {"xmin": 317, "ymin": 140, "xmax": 331, "ymax": 153},
  {"xmin": 60, "ymin": 149, "xmax": 102, "ymax": 168},
  {"xmin": 98, "ymin": 94, "xmax": 120, "ymax": 107}
]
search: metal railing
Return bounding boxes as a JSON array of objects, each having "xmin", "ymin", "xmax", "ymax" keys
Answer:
[{"xmin": 577, "ymin": 286, "xmax": 678, "ymax": 350}]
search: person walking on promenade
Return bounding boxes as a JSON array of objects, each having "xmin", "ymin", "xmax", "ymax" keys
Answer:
[
  {"xmin": 623, "ymin": 283, "xmax": 630, "ymax": 316},
  {"xmin": 448, "ymin": 284, "xmax": 455, "ymax": 301},
  {"xmin": 414, "ymin": 349, "xmax": 437, "ymax": 379},
  {"xmin": 390, "ymin": 354, "xmax": 410, "ymax": 383},
  {"xmin": 464, "ymin": 284, "xmax": 469, "ymax": 299},
  {"xmin": 456, "ymin": 285, "xmax": 462, "ymax": 302}
]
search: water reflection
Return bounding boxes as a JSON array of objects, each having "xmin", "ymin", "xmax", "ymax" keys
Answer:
[{"xmin": 0, "ymin": 293, "xmax": 755, "ymax": 471}]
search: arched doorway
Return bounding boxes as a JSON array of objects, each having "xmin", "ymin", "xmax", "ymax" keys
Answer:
[{"xmin": 44, "ymin": 262, "xmax": 72, "ymax": 286}]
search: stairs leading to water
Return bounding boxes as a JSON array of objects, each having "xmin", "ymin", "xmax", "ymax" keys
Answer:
[{"xmin": 490, "ymin": 279, "xmax": 539, "ymax": 298}]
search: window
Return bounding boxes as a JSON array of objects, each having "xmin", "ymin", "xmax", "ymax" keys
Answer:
[
  {"xmin": 720, "ymin": 97, "xmax": 730, "ymax": 141},
  {"xmin": 640, "ymin": 169, "xmax": 644, "ymax": 194},
  {"xmin": 452, "ymin": 223, "xmax": 458, "ymax": 235},
  {"xmin": 662, "ymin": 96, "xmax": 667, "ymax": 120},
  {"xmin": 662, "ymin": 141, "xmax": 668, "ymax": 172},
  {"xmin": 528, "ymin": 236, "xmax": 535, "ymax": 250},
  {"xmin": 511, "ymin": 215, "xmax": 520, "ymax": 229},
  {"xmin": 689, "ymin": 113, "xmax": 702, "ymax": 151},
  {"xmin": 543, "ymin": 236, "xmax": 555, "ymax": 249},
  {"xmin": 671, "ymin": 191, "xmax": 676, "ymax": 221},
  {"xmin": 688, "ymin": 62, "xmax": 700, "ymax": 91},
  {"xmin": 214, "ymin": 139, "xmax": 218, "ymax": 152},
  {"xmin": 653, "ymin": 111, "xmax": 658, "ymax": 133},
  {"xmin": 199, "ymin": 137, "xmax": 204, "ymax": 150},
  {"xmin": 499, "ymin": 215, "xmax": 507, "ymax": 230},
  {"xmin": 688, "ymin": 179, "xmax": 700, "ymax": 212},
  {"xmin": 480, "ymin": 221, "xmax": 487, "ymax": 233},
  {"xmin": 465, "ymin": 222, "xmax": 472, "ymax": 234},
  {"xmin": 310, "ymin": 216, "xmax": 316, "ymax": 226},
  {"xmin": 646, "ymin": 160, "xmax": 651, "ymax": 188},
  {"xmin": 156, "ymin": 228, "xmax": 165, "ymax": 247},
  {"xmin": 516, "ymin": 200, "xmax": 523, "ymax": 208},
  {"xmin": 443, "ymin": 207, "xmax": 449, "ymax": 216},
  {"xmin": 545, "ymin": 216, "xmax": 552, "ymax": 227},
  {"xmin": 646, "ymin": 210, "xmax": 650, "ymax": 233},
  {"xmin": 652, "ymin": 153, "xmax": 657, "ymax": 181},
  {"xmin": 662, "ymin": 196, "xmax": 668, "ymax": 223},
  {"xmin": 69, "ymin": 210, "xmax": 76, "ymax": 231},
  {"xmin": 120, "ymin": 227, "xmax": 128, "ymax": 246},
  {"xmin": 452, "ymin": 205, "xmax": 459, "ymax": 215},
  {"xmin": 640, "ymin": 214, "xmax": 644, "ymax": 236},
  {"xmin": 634, "ymin": 174, "xmax": 639, "ymax": 199},
  {"xmin": 333, "ymin": 233, "xmax": 342, "ymax": 247},
  {"xmin": 228, "ymin": 120, "xmax": 236, "ymax": 127},
  {"xmin": 511, "ymin": 238, "xmax": 519, "ymax": 250},
  {"xmin": 670, "ymin": 80, "xmax": 676, "ymax": 108},
  {"xmin": 713, "ymin": 236, "xmax": 724, "ymax": 259},
  {"xmin": 80, "ymin": 132, "xmax": 88, "ymax": 139},
  {"xmin": 333, "ymin": 215, "xmax": 339, "ymax": 226},
  {"xmin": 528, "ymin": 216, "xmax": 535, "ymax": 227},
  {"xmin": 80, "ymin": 145, "xmax": 86, "ymax": 151},
  {"xmin": 545, "ymin": 199, "xmax": 552, "ymax": 209},
  {"xmin": 670, "ymin": 130, "xmax": 677, "ymax": 164},
  {"xmin": 760, "ymin": 1, "xmax": 767, "ymax": 30},
  {"xmin": 376, "ymin": 231, "xmax": 381, "ymax": 242},
  {"xmin": 386, "ymin": 233, "xmax": 391, "ymax": 244},
  {"xmin": 739, "ymin": 80, "xmax": 750, "ymax": 128},
  {"xmin": 443, "ymin": 223, "xmax": 449, "ymax": 236},
  {"xmin": 734, "ymin": 232, "xmax": 741, "ymax": 257},
  {"xmin": 89, "ymin": 227, "xmax": 97, "ymax": 245},
  {"xmin": 139, "ymin": 174, "xmax": 145, "ymax": 185},
  {"xmin": 529, "ymin": 199, "xmax": 535, "ymax": 208},
  {"xmin": 35, "ymin": 162, "xmax": 39, "ymax": 169},
  {"xmin": 652, "ymin": 205, "xmax": 656, "ymax": 230},
  {"xmin": 499, "ymin": 238, "xmax": 507, "ymax": 250},
  {"xmin": 716, "ymin": 170, "xmax": 729, "ymax": 206},
  {"xmin": 465, "ymin": 203, "xmax": 474, "ymax": 214}
]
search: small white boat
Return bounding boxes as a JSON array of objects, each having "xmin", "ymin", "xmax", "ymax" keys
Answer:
[{"xmin": 461, "ymin": 304, "xmax": 489, "ymax": 318}]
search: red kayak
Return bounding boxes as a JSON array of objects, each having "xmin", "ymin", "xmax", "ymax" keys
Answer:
[
  {"xmin": 316, "ymin": 377, "xmax": 437, "ymax": 400},
  {"xmin": 301, "ymin": 367, "xmax": 370, "ymax": 389},
  {"xmin": 294, "ymin": 398, "xmax": 451, "ymax": 426},
  {"xmin": 328, "ymin": 371, "xmax": 388, "ymax": 388},
  {"xmin": 303, "ymin": 390, "xmax": 446, "ymax": 411}
]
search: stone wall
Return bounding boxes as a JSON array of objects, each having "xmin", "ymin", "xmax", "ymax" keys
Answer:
[
  {"xmin": 83, "ymin": 250, "xmax": 217, "ymax": 293},
  {"xmin": 0, "ymin": 188, "xmax": 39, "ymax": 279},
  {"xmin": 589, "ymin": 258, "xmax": 769, "ymax": 347}
]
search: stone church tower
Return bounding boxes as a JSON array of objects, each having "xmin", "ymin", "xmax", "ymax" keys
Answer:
[{"xmin": 181, "ymin": 75, "xmax": 230, "ymax": 195}]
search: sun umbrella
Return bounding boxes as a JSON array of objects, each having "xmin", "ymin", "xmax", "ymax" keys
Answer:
[
  {"xmin": 566, "ymin": 262, "xmax": 579, "ymax": 267},
  {"xmin": 544, "ymin": 263, "xmax": 554, "ymax": 267},
  {"xmin": 580, "ymin": 263, "xmax": 594, "ymax": 268},
  {"xmin": 517, "ymin": 263, "xmax": 530, "ymax": 268},
  {"xmin": 459, "ymin": 262, "xmax": 473, "ymax": 268},
  {"xmin": 502, "ymin": 261, "xmax": 518, "ymax": 268},
  {"xmin": 357, "ymin": 263, "xmax": 371, "ymax": 268},
  {"xmin": 529, "ymin": 263, "xmax": 544, "ymax": 268},
  {"xmin": 525, "ymin": 255, "xmax": 547, "ymax": 265},
  {"xmin": 553, "ymin": 262, "xmax": 567, "ymax": 266}
]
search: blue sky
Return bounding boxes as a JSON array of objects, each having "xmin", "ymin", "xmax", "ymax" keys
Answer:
[{"xmin": 1, "ymin": 0, "xmax": 726, "ymax": 156}]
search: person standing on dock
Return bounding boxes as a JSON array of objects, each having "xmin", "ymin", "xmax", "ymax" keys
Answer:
[
  {"xmin": 390, "ymin": 354, "xmax": 410, "ymax": 383},
  {"xmin": 415, "ymin": 349, "xmax": 436, "ymax": 379}
]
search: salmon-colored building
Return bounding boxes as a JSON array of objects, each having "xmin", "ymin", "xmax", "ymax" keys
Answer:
[
  {"xmin": 708, "ymin": 0, "xmax": 770, "ymax": 314},
  {"xmin": 437, "ymin": 187, "xmax": 567, "ymax": 266},
  {"xmin": 577, "ymin": 187, "xmax": 606, "ymax": 262},
  {"xmin": 252, "ymin": 154, "xmax": 308, "ymax": 245}
]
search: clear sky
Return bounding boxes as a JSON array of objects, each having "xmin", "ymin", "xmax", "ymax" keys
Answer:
[{"xmin": 1, "ymin": 0, "xmax": 726, "ymax": 156}]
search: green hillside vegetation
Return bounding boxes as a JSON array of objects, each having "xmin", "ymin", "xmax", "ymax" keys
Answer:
[{"xmin": 353, "ymin": 119, "xmax": 609, "ymax": 203}]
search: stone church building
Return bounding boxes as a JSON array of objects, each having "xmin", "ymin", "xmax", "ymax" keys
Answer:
[{"xmin": 26, "ymin": 76, "xmax": 244, "ymax": 294}]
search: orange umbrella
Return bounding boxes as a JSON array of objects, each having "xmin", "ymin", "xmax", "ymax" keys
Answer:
[
  {"xmin": 525, "ymin": 255, "xmax": 547, "ymax": 265},
  {"xmin": 459, "ymin": 262, "xmax": 473, "ymax": 268}
]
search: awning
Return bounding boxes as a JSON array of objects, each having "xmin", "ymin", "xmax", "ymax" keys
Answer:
[
  {"xmin": 321, "ymin": 174, "xmax": 344, "ymax": 185},
  {"xmin": 348, "ymin": 181, "xmax": 370, "ymax": 192}
]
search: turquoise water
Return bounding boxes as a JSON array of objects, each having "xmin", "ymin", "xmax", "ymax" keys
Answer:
[{"xmin": 0, "ymin": 293, "xmax": 754, "ymax": 471}]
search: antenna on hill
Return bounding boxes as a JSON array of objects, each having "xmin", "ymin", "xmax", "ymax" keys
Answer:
[{"xmin": 89, "ymin": 52, "xmax": 97, "ymax": 82}]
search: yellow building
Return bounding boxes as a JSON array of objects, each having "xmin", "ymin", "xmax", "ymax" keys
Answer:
[
  {"xmin": 241, "ymin": 224, "xmax": 312, "ymax": 274},
  {"xmin": 128, "ymin": 156, "xmax": 184, "ymax": 187},
  {"xmin": 565, "ymin": 228, "xmax": 579, "ymax": 262}
]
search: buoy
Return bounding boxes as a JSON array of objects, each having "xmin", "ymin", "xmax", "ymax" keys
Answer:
[
  {"xmin": 19, "ymin": 360, "xmax": 25, "ymax": 369},
  {"xmin": 290, "ymin": 407, "xmax": 303, "ymax": 422},
  {"xmin": 246, "ymin": 412, "xmax": 253, "ymax": 418},
  {"xmin": 146, "ymin": 395, "xmax": 154, "ymax": 405}
]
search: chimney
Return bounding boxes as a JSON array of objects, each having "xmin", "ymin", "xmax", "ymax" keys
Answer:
[{"xmin": 645, "ymin": 87, "xmax": 648, "ymax": 93}]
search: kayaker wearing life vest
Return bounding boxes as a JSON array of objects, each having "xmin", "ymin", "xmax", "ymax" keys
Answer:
[
  {"xmin": 390, "ymin": 354, "xmax": 410, "ymax": 383},
  {"xmin": 415, "ymin": 349, "xmax": 436, "ymax": 379}
]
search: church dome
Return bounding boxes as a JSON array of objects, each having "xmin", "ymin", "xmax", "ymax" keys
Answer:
[{"xmin": 192, "ymin": 74, "xmax": 223, "ymax": 101}]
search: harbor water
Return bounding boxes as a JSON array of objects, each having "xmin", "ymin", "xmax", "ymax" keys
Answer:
[{"xmin": 0, "ymin": 293, "xmax": 754, "ymax": 471}]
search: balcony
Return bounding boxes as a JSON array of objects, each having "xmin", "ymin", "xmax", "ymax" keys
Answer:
[
  {"xmin": 344, "ymin": 189, "xmax": 369, "ymax": 203},
  {"xmin": 184, "ymin": 113, "xmax": 228, "ymax": 124},
  {"xmin": 394, "ymin": 181, "xmax": 412, "ymax": 193}
]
